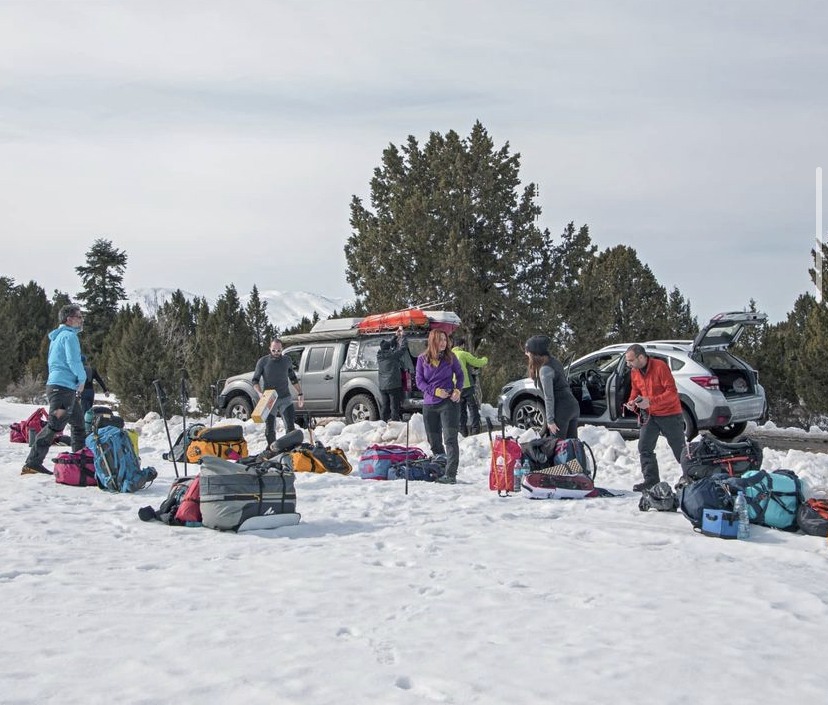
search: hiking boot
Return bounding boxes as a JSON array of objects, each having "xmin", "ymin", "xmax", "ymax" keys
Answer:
[
  {"xmin": 633, "ymin": 479, "xmax": 658, "ymax": 492},
  {"xmin": 21, "ymin": 462, "xmax": 53, "ymax": 475},
  {"xmin": 436, "ymin": 475, "xmax": 457, "ymax": 485}
]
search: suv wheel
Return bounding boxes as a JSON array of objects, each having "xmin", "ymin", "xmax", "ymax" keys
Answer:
[
  {"xmin": 513, "ymin": 398, "xmax": 545, "ymax": 430},
  {"xmin": 225, "ymin": 395, "xmax": 253, "ymax": 421},
  {"xmin": 681, "ymin": 407, "xmax": 698, "ymax": 442},
  {"xmin": 345, "ymin": 393, "xmax": 379, "ymax": 424},
  {"xmin": 709, "ymin": 421, "xmax": 747, "ymax": 440}
]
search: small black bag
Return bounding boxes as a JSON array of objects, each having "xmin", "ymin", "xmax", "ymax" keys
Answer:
[
  {"xmin": 795, "ymin": 498, "xmax": 828, "ymax": 537},
  {"xmin": 519, "ymin": 437, "xmax": 559, "ymax": 471},
  {"xmin": 639, "ymin": 481, "xmax": 678, "ymax": 512}
]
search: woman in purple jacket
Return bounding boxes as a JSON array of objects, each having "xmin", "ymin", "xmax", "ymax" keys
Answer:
[{"xmin": 415, "ymin": 329, "xmax": 465, "ymax": 484}]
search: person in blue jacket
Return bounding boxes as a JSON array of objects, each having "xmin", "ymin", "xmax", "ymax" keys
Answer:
[{"xmin": 22, "ymin": 303, "xmax": 88, "ymax": 475}]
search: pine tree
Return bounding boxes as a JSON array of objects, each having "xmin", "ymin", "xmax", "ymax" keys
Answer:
[
  {"xmin": 75, "ymin": 238, "xmax": 128, "ymax": 362},
  {"xmin": 665, "ymin": 287, "xmax": 698, "ymax": 339},
  {"xmin": 155, "ymin": 290, "xmax": 198, "ymax": 387},
  {"xmin": 570, "ymin": 245, "xmax": 671, "ymax": 353},
  {"xmin": 245, "ymin": 285, "xmax": 276, "ymax": 348},
  {"xmin": 192, "ymin": 286, "xmax": 256, "ymax": 412},
  {"xmin": 105, "ymin": 308, "xmax": 166, "ymax": 420},
  {"xmin": 346, "ymin": 121, "xmax": 553, "ymax": 351},
  {"xmin": 543, "ymin": 222, "xmax": 597, "ymax": 353}
]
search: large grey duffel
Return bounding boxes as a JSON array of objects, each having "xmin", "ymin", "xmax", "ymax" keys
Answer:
[{"xmin": 200, "ymin": 455, "xmax": 299, "ymax": 532}]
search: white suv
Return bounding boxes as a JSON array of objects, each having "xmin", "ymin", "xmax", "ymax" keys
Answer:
[{"xmin": 497, "ymin": 311, "xmax": 767, "ymax": 440}]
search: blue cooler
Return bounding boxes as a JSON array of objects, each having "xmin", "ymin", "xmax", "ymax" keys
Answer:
[{"xmin": 701, "ymin": 508, "xmax": 739, "ymax": 539}]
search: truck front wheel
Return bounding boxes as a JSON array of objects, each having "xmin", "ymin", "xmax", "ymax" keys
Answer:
[
  {"xmin": 345, "ymin": 394, "xmax": 379, "ymax": 424},
  {"xmin": 225, "ymin": 395, "xmax": 253, "ymax": 421}
]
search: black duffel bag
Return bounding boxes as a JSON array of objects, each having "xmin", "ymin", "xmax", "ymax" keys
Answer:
[{"xmin": 680, "ymin": 435, "xmax": 763, "ymax": 482}]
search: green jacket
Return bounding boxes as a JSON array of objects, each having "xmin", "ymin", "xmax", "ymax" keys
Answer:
[{"xmin": 452, "ymin": 347, "xmax": 488, "ymax": 389}]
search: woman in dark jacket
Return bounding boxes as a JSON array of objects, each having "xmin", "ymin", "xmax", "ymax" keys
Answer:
[
  {"xmin": 525, "ymin": 335, "xmax": 579, "ymax": 439},
  {"xmin": 80, "ymin": 354, "xmax": 109, "ymax": 416}
]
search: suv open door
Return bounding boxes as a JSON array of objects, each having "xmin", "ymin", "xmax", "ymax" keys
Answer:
[{"xmin": 691, "ymin": 311, "xmax": 767, "ymax": 352}]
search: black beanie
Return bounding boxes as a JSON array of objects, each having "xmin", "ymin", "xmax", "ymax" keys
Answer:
[{"xmin": 524, "ymin": 335, "xmax": 551, "ymax": 356}]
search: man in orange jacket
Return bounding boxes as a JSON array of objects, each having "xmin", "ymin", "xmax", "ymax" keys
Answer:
[{"xmin": 624, "ymin": 344, "xmax": 686, "ymax": 492}]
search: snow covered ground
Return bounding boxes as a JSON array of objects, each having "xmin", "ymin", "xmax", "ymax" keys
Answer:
[{"xmin": 1, "ymin": 398, "xmax": 826, "ymax": 705}]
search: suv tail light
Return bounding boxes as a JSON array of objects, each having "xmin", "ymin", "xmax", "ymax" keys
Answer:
[{"xmin": 690, "ymin": 375, "xmax": 720, "ymax": 390}]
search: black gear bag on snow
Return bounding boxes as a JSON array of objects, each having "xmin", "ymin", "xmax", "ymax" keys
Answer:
[
  {"xmin": 677, "ymin": 473, "xmax": 734, "ymax": 528},
  {"xmin": 680, "ymin": 435, "xmax": 763, "ymax": 481}
]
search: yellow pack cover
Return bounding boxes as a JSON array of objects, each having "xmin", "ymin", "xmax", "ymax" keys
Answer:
[
  {"xmin": 290, "ymin": 444, "xmax": 352, "ymax": 475},
  {"xmin": 186, "ymin": 438, "xmax": 248, "ymax": 463}
]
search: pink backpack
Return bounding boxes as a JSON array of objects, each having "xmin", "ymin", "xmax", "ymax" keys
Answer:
[
  {"xmin": 358, "ymin": 444, "xmax": 428, "ymax": 480},
  {"xmin": 9, "ymin": 408, "xmax": 48, "ymax": 443},
  {"xmin": 53, "ymin": 448, "xmax": 98, "ymax": 487}
]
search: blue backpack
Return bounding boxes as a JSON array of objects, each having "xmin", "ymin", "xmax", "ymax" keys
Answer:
[{"xmin": 86, "ymin": 425, "xmax": 157, "ymax": 493}]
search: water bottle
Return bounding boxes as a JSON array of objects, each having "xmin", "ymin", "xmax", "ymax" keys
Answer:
[
  {"xmin": 735, "ymin": 490, "xmax": 750, "ymax": 540},
  {"xmin": 513, "ymin": 460, "xmax": 525, "ymax": 493}
]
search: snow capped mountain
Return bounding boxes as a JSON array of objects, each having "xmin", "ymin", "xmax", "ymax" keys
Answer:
[{"xmin": 126, "ymin": 287, "xmax": 351, "ymax": 332}]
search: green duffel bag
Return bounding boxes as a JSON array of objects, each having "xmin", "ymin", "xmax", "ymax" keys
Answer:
[{"xmin": 728, "ymin": 469, "xmax": 803, "ymax": 531}]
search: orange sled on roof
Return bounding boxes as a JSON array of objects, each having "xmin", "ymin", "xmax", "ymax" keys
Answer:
[{"xmin": 357, "ymin": 308, "xmax": 460, "ymax": 334}]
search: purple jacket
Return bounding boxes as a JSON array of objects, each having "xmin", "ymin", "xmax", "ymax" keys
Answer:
[{"xmin": 415, "ymin": 353, "xmax": 465, "ymax": 406}]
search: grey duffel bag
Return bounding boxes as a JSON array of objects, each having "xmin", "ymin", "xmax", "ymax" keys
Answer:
[{"xmin": 200, "ymin": 455, "xmax": 299, "ymax": 532}]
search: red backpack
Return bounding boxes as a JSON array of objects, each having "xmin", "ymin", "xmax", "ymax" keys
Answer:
[
  {"xmin": 489, "ymin": 435, "xmax": 523, "ymax": 496},
  {"xmin": 9, "ymin": 408, "xmax": 48, "ymax": 444}
]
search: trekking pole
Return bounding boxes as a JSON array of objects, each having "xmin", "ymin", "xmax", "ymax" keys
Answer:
[
  {"xmin": 153, "ymin": 379, "xmax": 179, "ymax": 478},
  {"xmin": 180, "ymin": 376, "xmax": 189, "ymax": 477},
  {"xmin": 209, "ymin": 384, "xmax": 217, "ymax": 427},
  {"xmin": 500, "ymin": 415, "xmax": 511, "ymax": 497},
  {"xmin": 93, "ymin": 427, "xmax": 117, "ymax": 491},
  {"xmin": 404, "ymin": 414, "xmax": 410, "ymax": 496},
  {"xmin": 306, "ymin": 413, "xmax": 316, "ymax": 445}
]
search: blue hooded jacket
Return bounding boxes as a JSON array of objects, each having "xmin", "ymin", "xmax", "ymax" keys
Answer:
[{"xmin": 46, "ymin": 325, "xmax": 87, "ymax": 390}]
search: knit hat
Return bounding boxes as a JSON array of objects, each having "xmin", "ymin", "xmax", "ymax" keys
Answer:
[{"xmin": 524, "ymin": 335, "xmax": 551, "ymax": 356}]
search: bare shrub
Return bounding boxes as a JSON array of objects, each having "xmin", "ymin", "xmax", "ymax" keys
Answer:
[{"xmin": 5, "ymin": 372, "xmax": 47, "ymax": 404}]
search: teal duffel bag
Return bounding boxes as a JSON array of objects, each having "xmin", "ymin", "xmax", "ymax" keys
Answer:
[{"xmin": 729, "ymin": 469, "xmax": 803, "ymax": 531}]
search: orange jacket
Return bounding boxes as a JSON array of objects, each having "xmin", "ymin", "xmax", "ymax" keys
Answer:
[{"xmin": 628, "ymin": 357, "xmax": 682, "ymax": 416}]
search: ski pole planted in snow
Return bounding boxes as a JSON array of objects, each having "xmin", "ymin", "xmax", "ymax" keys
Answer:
[
  {"xmin": 153, "ymin": 379, "xmax": 179, "ymax": 478},
  {"xmin": 404, "ymin": 414, "xmax": 410, "ymax": 496},
  {"xmin": 180, "ymin": 376, "xmax": 189, "ymax": 477}
]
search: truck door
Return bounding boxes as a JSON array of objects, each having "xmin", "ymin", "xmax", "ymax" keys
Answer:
[{"xmin": 299, "ymin": 344, "xmax": 337, "ymax": 413}]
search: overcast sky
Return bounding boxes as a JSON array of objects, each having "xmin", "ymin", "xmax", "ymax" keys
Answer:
[{"xmin": 1, "ymin": 1, "xmax": 826, "ymax": 324}]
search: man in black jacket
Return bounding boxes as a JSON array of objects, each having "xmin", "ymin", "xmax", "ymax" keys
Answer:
[
  {"xmin": 376, "ymin": 328, "xmax": 412, "ymax": 422},
  {"xmin": 252, "ymin": 338, "xmax": 304, "ymax": 446}
]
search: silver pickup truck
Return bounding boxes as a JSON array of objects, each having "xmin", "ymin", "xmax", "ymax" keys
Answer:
[{"xmin": 214, "ymin": 319, "xmax": 431, "ymax": 424}]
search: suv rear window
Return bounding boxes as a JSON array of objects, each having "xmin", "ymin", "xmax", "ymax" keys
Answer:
[
  {"xmin": 342, "ymin": 335, "xmax": 426, "ymax": 371},
  {"xmin": 343, "ymin": 338, "xmax": 382, "ymax": 370}
]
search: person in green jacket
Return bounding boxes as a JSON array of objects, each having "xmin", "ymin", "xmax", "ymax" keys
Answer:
[{"xmin": 451, "ymin": 336, "xmax": 488, "ymax": 436}]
